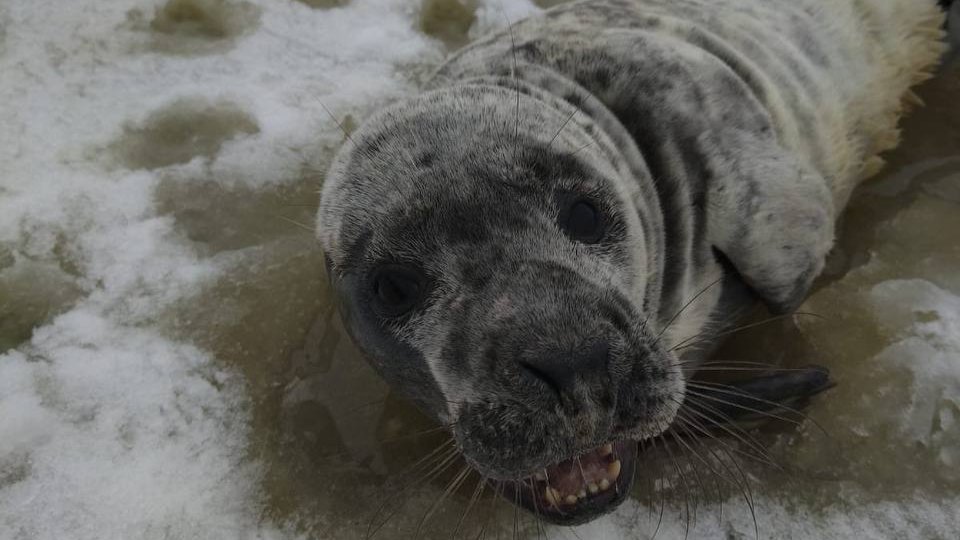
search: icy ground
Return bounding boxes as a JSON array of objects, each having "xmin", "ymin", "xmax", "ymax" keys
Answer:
[{"xmin": 1, "ymin": 1, "xmax": 959, "ymax": 539}]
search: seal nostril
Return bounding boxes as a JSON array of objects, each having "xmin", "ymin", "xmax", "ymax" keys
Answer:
[
  {"xmin": 519, "ymin": 360, "xmax": 565, "ymax": 398},
  {"xmin": 519, "ymin": 341, "xmax": 612, "ymax": 406}
]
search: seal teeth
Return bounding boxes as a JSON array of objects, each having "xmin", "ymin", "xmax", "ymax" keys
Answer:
[
  {"xmin": 545, "ymin": 486, "xmax": 561, "ymax": 506},
  {"xmin": 608, "ymin": 459, "xmax": 622, "ymax": 480},
  {"xmin": 534, "ymin": 443, "xmax": 626, "ymax": 507}
]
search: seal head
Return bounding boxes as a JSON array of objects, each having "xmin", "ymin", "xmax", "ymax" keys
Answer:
[{"xmin": 318, "ymin": 82, "xmax": 681, "ymax": 523}]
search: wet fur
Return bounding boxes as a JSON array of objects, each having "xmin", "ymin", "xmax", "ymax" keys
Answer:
[{"xmin": 317, "ymin": 0, "xmax": 948, "ymax": 514}]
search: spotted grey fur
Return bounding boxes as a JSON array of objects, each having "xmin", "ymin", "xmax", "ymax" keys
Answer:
[{"xmin": 317, "ymin": 0, "xmax": 948, "ymax": 524}]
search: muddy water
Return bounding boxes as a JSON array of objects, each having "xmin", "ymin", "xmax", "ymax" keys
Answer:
[{"xmin": 161, "ymin": 7, "xmax": 959, "ymax": 540}]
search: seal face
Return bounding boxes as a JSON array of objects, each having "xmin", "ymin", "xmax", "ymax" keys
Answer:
[
  {"xmin": 318, "ymin": 0, "xmax": 947, "ymax": 525},
  {"xmin": 320, "ymin": 83, "xmax": 683, "ymax": 523}
]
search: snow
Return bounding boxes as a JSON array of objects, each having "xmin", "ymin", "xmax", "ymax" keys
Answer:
[{"xmin": 0, "ymin": 0, "xmax": 446, "ymax": 537}]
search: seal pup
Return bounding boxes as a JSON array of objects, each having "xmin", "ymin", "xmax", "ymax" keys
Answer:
[{"xmin": 317, "ymin": 0, "xmax": 950, "ymax": 525}]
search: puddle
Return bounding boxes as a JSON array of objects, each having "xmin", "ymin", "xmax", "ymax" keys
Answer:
[
  {"xmin": 296, "ymin": 0, "xmax": 351, "ymax": 8},
  {"xmin": 155, "ymin": 174, "xmax": 319, "ymax": 254},
  {"xmin": 126, "ymin": 0, "xmax": 262, "ymax": 56},
  {"xmin": 109, "ymin": 97, "xmax": 259, "ymax": 170},
  {"xmin": 420, "ymin": 0, "xmax": 479, "ymax": 51},
  {"xmin": 0, "ymin": 257, "xmax": 83, "ymax": 352}
]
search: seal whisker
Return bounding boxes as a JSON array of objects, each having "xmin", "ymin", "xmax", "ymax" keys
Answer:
[
  {"xmin": 681, "ymin": 415, "xmax": 743, "ymax": 523},
  {"xmin": 674, "ymin": 417, "xmax": 729, "ymax": 522},
  {"xmin": 671, "ymin": 430, "xmax": 701, "ymax": 528},
  {"xmin": 673, "ymin": 411, "xmax": 740, "ymax": 487},
  {"xmin": 569, "ymin": 139, "xmax": 596, "ymax": 157},
  {"xmin": 453, "ymin": 475, "xmax": 486, "ymax": 539},
  {"xmin": 316, "ymin": 99, "xmax": 357, "ymax": 147},
  {"xmin": 575, "ymin": 456, "xmax": 588, "ymax": 490},
  {"xmin": 660, "ymin": 433, "xmax": 692, "ymax": 539},
  {"xmin": 525, "ymin": 478, "xmax": 548, "ymax": 540},
  {"xmin": 689, "ymin": 404, "xmax": 783, "ymax": 485},
  {"xmin": 541, "ymin": 468, "xmax": 568, "ymax": 517},
  {"xmin": 274, "ymin": 214, "xmax": 316, "ymax": 233},
  {"xmin": 686, "ymin": 378, "xmax": 831, "ymax": 435},
  {"xmin": 673, "ymin": 395, "xmax": 782, "ymax": 470},
  {"xmin": 671, "ymin": 312, "xmax": 826, "ymax": 352},
  {"xmin": 636, "ymin": 438, "xmax": 653, "ymax": 522},
  {"xmin": 648, "ymin": 436, "xmax": 667, "ymax": 540},
  {"xmin": 547, "ymin": 108, "xmax": 579, "ymax": 149},
  {"xmin": 680, "ymin": 365, "xmax": 823, "ymax": 373},
  {"xmin": 722, "ymin": 447, "xmax": 760, "ymax": 540},
  {"xmin": 566, "ymin": 523, "xmax": 586, "ymax": 540},
  {"xmin": 712, "ymin": 438, "xmax": 760, "ymax": 539},
  {"xmin": 670, "ymin": 430, "xmax": 709, "ymax": 518},
  {"xmin": 684, "ymin": 383, "xmax": 815, "ymax": 430},
  {"xmin": 676, "ymin": 393, "xmax": 779, "ymax": 464},
  {"xmin": 476, "ymin": 479, "xmax": 504, "ymax": 540},
  {"xmin": 681, "ymin": 408, "xmax": 761, "ymax": 538},
  {"xmin": 414, "ymin": 464, "xmax": 473, "ymax": 538},
  {"xmin": 364, "ymin": 445, "xmax": 461, "ymax": 539},
  {"xmin": 691, "ymin": 360, "xmax": 818, "ymax": 369},
  {"xmin": 653, "ymin": 277, "xmax": 724, "ymax": 346}
]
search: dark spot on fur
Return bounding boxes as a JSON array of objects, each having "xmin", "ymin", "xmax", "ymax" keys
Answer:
[
  {"xmin": 339, "ymin": 227, "xmax": 373, "ymax": 270},
  {"xmin": 564, "ymin": 92, "xmax": 584, "ymax": 109},
  {"xmin": 357, "ymin": 132, "xmax": 388, "ymax": 156},
  {"xmin": 415, "ymin": 152, "xmax": 435, "ymax": 168},
  {"xmin": 592, "ymin": 67, "xmax": 612, "ymax": 88},
  {"xmin": 515, "ymin": 41, "xmax": 543, "ymax": 59}
]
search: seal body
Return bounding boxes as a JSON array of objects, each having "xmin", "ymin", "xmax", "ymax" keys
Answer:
[{"xmin": 317, "ymin": 0, "xmax": 947, "ymax": 524}]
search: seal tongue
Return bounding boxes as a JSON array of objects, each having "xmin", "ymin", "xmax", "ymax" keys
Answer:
[{"xmin": 539, "ymin": 443, "xmax": 622, "ymax": 506}]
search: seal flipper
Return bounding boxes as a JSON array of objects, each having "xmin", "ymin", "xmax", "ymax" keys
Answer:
[
  {"xmin": 707, "ymin": 136, "xmax": 835, "ymax": 314},
  {"xmin": 686, "ymin": 365, "xmax": 834, "ymax": 429}
]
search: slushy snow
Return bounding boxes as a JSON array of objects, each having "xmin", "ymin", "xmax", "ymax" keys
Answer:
[{"xmin": 0, "ymin": 0, "xmax": 445, "ymax": 537}]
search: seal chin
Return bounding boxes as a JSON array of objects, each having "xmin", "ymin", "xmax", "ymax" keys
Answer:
[{"xmin": 495, "ymin": 440, "xmax": 638, "ymax": 525}]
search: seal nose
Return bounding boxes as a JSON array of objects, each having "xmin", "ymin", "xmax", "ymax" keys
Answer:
[{"xmin": 520, "ymin": 341, "xmax": 610, "ymax": 410}]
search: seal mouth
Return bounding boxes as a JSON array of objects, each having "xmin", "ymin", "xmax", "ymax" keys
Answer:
[{"xmin": 497, "ymin": 440, "xmax": 637, "ymax": 525}]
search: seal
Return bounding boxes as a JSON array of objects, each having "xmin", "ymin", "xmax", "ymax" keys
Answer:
[{"xmin": 316, "ymin": 0, "xmax": 949, "ymax": 525}]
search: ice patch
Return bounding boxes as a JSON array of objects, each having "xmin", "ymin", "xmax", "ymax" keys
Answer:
[{"xmin": 868, "ymin": 279, "xmax": 960, "ymax": 474}]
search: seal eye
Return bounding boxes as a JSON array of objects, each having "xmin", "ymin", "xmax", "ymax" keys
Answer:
[
  {"xmin": 560, "ymin": 198, "xmax": 604, "ymax": 243},
  {"xmin": 371, "ymin": 264, "xmax": 425, "ymax": 316}
]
